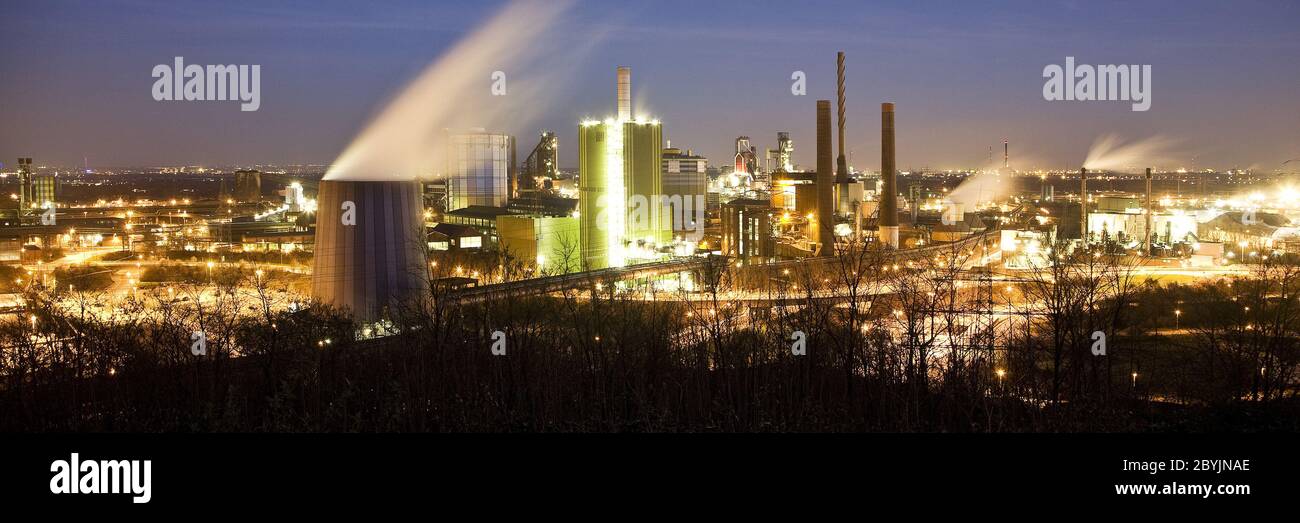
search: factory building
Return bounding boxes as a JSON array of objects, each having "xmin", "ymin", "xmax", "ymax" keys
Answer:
[
  {"xmin": 446, "ymin": 129, "xmax": 515, "ymax": 211},
  {"xmin": 661, "ymin": 145, "xmax": 707, "ymax": 234},
  {"xmin": 233, "ymin": 169, "xmax": 262, "ymax": 202},
  {"xmin": 497, "ymin": 214, "xmax": 581, "ymax": 273},
  {"xmin": 520, "ymin": 131, "xmax": 558, "ymax": 192},
  {"xmin": 721, "ymin": 198, "xmax": 774, "ymax": 264},
  {"xmin": 734, "ymin": 136, "xmax": 757, "ymax": 178},
  {"xmin": 578, "ymin": 66, "xmax": 670, "ymax": 270}
]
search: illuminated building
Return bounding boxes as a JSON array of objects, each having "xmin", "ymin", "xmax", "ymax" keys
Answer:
[
  {"xmin": 16, "ymin": 157, "xmax": 33, "ymax": 211},
  {"xmin": 520, "ymin": 131, "xmax": 558, "ymax": 191},
  {"xmin": 661, "ymin": 144, "xmax": 707, "ymax": 234},
  {"xmin": 446, "ymin": 129, "xmax": 515, "ymax": 211},
  {"xmin": 734, "ymin": 136, "xmax": 757, "ymax": 177},
  {"xmin": 721, "ymin": 198, "xmax": 774, "ymax": 264},
  {"xmin": 776, "ymin": 132, "xmax": 794, "ymax": 172},
  {"xmin": 578, "ymin": 66, "xmax": 669, "ymax": 270},
  {"xmin": 497, "ymin": 214, "xmax": 581, "ymax": 273},
  {"xmin": 31, "ymin": 172, "xmax": 56, "ymax": 210}
]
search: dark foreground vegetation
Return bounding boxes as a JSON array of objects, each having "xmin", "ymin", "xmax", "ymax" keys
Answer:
[{"xmin": 0, "ymin": 241, "xmax": 1297, "ymax": 432}]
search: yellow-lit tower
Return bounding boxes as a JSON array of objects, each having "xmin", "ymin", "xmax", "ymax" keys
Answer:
[{"xmin": 578, "ymin": 66, "xmax": 669, "ymax": 270}]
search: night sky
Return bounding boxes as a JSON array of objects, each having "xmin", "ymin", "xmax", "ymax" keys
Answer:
[{"xmin": 2, "ymin": 0, "xmax": 1297, "ymax": 172}]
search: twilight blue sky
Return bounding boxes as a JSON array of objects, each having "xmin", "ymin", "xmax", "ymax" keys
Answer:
[{"xmin": 1, "ymin": 0, "xmax": 1298, "ymax": 172}]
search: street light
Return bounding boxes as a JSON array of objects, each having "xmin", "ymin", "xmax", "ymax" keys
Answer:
[
  {"xmin": 1174, "ymin": 309, "xmax": 1181, "ymax": 330},
  {"xmin": 1131, "ymin": 371, "xmax": 1138, "ymax": 389}
]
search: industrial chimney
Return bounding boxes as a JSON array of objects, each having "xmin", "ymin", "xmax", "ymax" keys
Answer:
[
  {"xmin": 617, "ymin": 66, "xmax": 631, "ymax": 121},
  {"xmin": 312, "ymin": 180, "xmax": 429, "ymax": 323},
  {"xmin": 878, "ymin": 103, "xmax": 899, "ymax": 248},
  {"xmin": 1003, "ymin": 139, "xmax": 1009, "ymax": 170},
  {"xmin": 1145, "ymin": 167, "xmax": 1153, "ymax": 256},
  {"xmin": 1079, "ymin": 167, "xmax": 1089, "ymax": 243},
  {"xmin": 817, "ymin": 100, "xmax": 835, "ymax": 255},
  {"xmin": 836, "ymin": 52, "xmax": 849, "ymax": 179}
]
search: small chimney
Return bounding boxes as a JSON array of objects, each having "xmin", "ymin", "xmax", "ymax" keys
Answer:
[
  {"xmin": 617, "ymin": 66, "xmax": 631, "ymax": 121},
  {"xmin": 1080, "ymin": 167, "xmax": 1089, "ymax": 243},
  {"xmin": 1145, "ymin": 167, "xmax": 1153, "ymax": 256}
]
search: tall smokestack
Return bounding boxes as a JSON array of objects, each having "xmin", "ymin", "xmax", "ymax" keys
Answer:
[
  {"xmin": 816, "ymin": 100, "xmax": 835, "ymax": 255},
  {"xmin": 1080, "ymin": 167, "xmax": 1089, "ymax": 243},
  {"xmin": 1145, "ymin": 167, "xmax": 1153, "ymax": 256},
  {"xmin": 878, "ymin": 103, "xmax": 899, "ymax": 248},
  {"xmin": 836, "ymin": 52, "xmax": 849, "ymax": 179},
  {"xmin": 617, "ymin": 66, "xmax": 631, "ymax": 121},
  {"xmin": 1003, "ymin": 139, "xmax": 1009, "ymax": 169}
]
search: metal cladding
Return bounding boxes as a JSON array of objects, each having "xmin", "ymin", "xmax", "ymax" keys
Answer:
[
  {"xmin": 835, "ymin": 52, "xmax": 849, "ymax": 180},
  {"xmin": 1145, "ymin": 167, "xmax": 1153, "ymax": 255},
  {"xmin": 816, "ymin": 100, "xmax": 834, "ymax": 255},
  {"xmin": 878, "ymin": 102, "xmax": 899, "ymax": 248},
  {"xmin": 617, "ymin": 66, "xmax": 631, "ymax": 121},
  {"xmin": 1080, "ymin": 167, "xmax": 1089, "ymax": 242},
  {"xmin": 312, "ymin": 180, "xmax": 429, "ymax": 323}
]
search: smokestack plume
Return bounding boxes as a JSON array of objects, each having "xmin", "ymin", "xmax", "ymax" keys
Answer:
[
  {"xmin": 617, "ymin": 66, "xmax": 631, "ymax": 121},
  {"xmin": 836, "ymin": 52, "xmax": 849, "ymax": 179},
  {"xmin": 1080, "ymin": 167, "xmax": 1089, "ymax": 242},
  {"xmin": 1145, "ymin": 167, "xmax": 1153, "ymax": 256},
  {"xmin": 817, "ymin": 100, "xmax": 834, "ymax": 255},
  {"xmin": 878, "ymin": 103, "xmax": 899, "ymax": 248}
]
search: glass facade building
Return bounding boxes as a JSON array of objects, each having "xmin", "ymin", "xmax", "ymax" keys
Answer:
[{"xmin": 445, "ymin": 130, "xmax": 515, "ymax": 211}]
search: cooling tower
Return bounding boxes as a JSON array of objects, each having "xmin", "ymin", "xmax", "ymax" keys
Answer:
[
  {"xmin": 816, "ymin": 100, "xmax": 835, "ymax": 255},
  {"xmin": 312, "ymin": 180, "xmax": 429, "ymax": 323},
  {"xmin": 878, "ymin": 103, "xmax": 899, "ymax": 248}
]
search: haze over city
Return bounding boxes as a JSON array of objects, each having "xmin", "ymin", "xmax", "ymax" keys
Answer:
[{"xmin": 3, "ymin": 0, "xmax": 1298, "ymax": 171}]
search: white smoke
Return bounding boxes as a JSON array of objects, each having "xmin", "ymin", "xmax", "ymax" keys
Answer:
[
  {"xmin": 948, "ymin": 170, "xmax": 1010, "ymax": 209},
  {"xmin": 325, "ymin": 0, "xmax": 590, "ymax": 181},
  {"xmin": 1082, "ymin": 134, "xmax": 1181, "ymax": 173}
]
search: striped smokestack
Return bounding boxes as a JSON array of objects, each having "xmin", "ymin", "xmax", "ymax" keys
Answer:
[
  {"xmin": 617, "ymin": 66, "xmax": 631, "ymax": 121},
  {"xmin": 817, "ymin": 100, "xmax": 834, "ymax": 255},
  {"xmin": 878, "ymin": 102, "xmax": 899, "ymax": 248},
  {"xmin": 836, "ymin": 52, "xmax": 848, "ymax": 179}
]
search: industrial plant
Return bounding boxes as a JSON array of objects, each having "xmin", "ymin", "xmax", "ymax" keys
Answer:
[{"xmin": 4, "ymin": 2, "xmax": 1299, "ymax": 493}]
